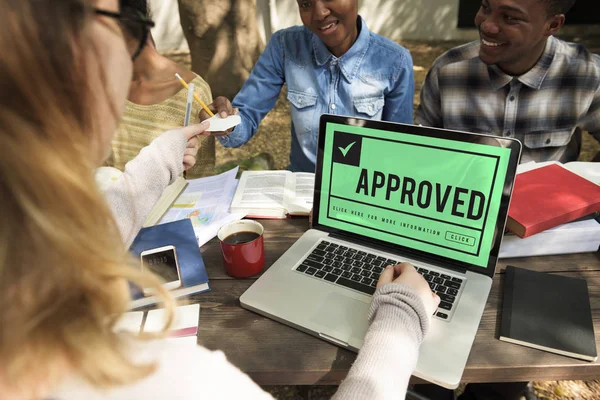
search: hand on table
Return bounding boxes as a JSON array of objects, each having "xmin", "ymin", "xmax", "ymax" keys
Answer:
[
  {"xmin": 199, "ymin": 96, "xmax": 239, "ymax": 137},
  {"xmin": 377, "ymin": 262, "xmax": 440, "ymax": 317}
]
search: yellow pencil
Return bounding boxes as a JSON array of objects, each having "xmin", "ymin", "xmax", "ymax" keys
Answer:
[{"xmin": 175, "ymin": 73, "xmax": 214, "ymax": 117}]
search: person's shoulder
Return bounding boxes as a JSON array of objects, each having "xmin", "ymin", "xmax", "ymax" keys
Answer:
[
  {"xmin": 552, "ymin": 37, "xmax": 600, "ymax": 77},
  {"xmin": 431, "ymin": 41, "xmax": 481, "ymax": 72},
  {"xmin": 271, "ymin": 25, "xmax": 312, "ymax": 45},
  {"xmin": 271, "ymin": 25, "xmax": 313, "ymax": 63},
  {"xmin": 368, "ymin": 32, "xmax": 410, "ymax": 59},
  {"xmin": 189, "ymin": 74, "xmax": 212, "ymax": 93}
]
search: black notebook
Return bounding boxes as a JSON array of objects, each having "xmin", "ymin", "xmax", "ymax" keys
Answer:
[{"xmin": 499, "ymin": 265, "xmax": 597, "ymax": 361}]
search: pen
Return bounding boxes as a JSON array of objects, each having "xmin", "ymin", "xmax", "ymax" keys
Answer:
[
  {"xmin": 184, "ymin": 83, "xmax": 194, "ymax": 127},
  {"xmin": 175, "ymin": 73, "xmax": 215, "ymax": 117}
]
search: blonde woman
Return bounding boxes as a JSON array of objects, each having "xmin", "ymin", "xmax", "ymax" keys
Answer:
[{"xmin": 0, "ymin": 1, "xmax": 439, "ymax": 399}]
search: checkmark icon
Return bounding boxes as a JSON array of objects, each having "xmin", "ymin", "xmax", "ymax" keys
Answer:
[{"xmin": 338, "ymin": 141, "xmax": 356, "ymax": 157}]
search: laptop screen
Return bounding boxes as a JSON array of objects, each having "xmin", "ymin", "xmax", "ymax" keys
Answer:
[{"xmin": 315, "ymin": 116, "xmax": 520, "ymax": 274}]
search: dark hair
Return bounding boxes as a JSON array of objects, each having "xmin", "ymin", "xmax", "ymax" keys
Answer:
[
  {"xmin": 121, "ymin": 0, "xmax": 150, "ymax": 18},
  {"xmin": 543, "ymin": 0, "xmax": 576, "ymax": 15}
]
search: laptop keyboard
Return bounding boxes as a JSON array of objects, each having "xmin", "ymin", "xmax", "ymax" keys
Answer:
[{"xmin": 294, "ymin": 240, "xmax": 464, "ymax": 321}]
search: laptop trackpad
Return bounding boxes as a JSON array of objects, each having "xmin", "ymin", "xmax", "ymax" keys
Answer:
[{"xmin": 310, "ymin": 293, "xmax": 369, "ymax": 344}]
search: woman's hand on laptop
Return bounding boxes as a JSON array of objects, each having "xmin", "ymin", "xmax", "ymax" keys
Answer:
[{"xmin": 377, "ymin": 263, "xmax": 440, "ymax": 316}]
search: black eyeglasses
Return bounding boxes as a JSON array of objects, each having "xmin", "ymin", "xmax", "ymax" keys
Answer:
[{"xmin": 93, "ymin": 8, "xmax": 155, "ymax": 61}]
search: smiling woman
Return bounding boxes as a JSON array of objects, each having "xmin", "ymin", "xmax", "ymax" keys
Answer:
[{"xmin": 203, "ymin": 0, "xmax": 416, "ymax": 173}]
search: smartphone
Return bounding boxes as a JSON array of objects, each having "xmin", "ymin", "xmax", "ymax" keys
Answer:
[{"xmin": 140, "ymin": 245, "xmax": 182, "ymax": 295}]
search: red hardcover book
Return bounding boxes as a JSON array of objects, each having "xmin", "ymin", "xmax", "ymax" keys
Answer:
[{"xmin": 506, "ymin": 164, "xmax": 600, "ymax": 238}]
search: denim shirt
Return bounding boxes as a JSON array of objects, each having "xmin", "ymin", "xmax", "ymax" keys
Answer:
[{"xmin": 219, "ymin": 17, "xmax": 414, "ymax": 172}]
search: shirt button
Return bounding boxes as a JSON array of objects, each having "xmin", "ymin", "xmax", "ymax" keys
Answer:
[
  {"xmin": 368, "ymin": 104, "xmax": 374, "ymax": 111},
  {"xmin": 331, "ymin": 60, "xmax": 338, "ymax": 66},
  {"xmin": 509, "ymin": 95, "xmax": 515, "ymax": 101},
  {"xmin": 331, "ymin": 104, "xmax": 336, "ymax": 110},
  {"xmin": 298, "ymin": 98, "xmax": 303, "ymax": 104},
  {"xmin": 545, "ymin": 138, "xmax": 551, "ymax": 144}
]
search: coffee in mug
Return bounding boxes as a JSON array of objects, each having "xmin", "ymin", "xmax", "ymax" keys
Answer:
[{"xmin": 217, "ymin": 220, "xmax": 265, "ymax": 278}]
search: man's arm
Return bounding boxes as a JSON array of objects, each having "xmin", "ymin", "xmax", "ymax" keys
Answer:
[
  {"xmin": 414, "ymin": 66, "xmax": 443, "ymax": 127},
  {"xmin": 218, "ymin": 31, "xmax": 286, "ymax": 149}
]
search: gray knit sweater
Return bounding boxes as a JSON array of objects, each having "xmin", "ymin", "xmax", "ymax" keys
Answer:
[{"xmin": 61, "ymin": 130, "xmax": 428, "ymax": 399}]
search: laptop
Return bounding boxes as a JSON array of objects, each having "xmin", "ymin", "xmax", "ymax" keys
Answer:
[{"xmin": 240, "ymin": 114, "xmax": 521, "ymax": 389}]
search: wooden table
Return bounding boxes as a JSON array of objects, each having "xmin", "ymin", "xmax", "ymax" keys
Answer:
[{"xmin": 193, "ymin": 218, "xmax": 600, "ymax": 385}]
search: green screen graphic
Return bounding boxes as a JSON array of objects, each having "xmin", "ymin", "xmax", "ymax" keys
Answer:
[{"xmin": 318, "ymin": 123, "xmax": 511, "ymax": 268}]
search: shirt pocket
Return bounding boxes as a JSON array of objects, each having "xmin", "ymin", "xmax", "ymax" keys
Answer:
[
  {"xmin": 523, "ymin": 128, "xmax": 574, "ymax": 149},
  {"xmin": 354, "ymin": 96, "xmax": 385, "ymax": 118},
  {"xmin": 287, "ymin": 89, "xmax": 319, "ymax": 148}
]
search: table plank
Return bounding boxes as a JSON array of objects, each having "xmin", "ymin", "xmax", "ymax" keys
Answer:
[
  {"xmin": 200, "ymin": 218, "xmax": 600, "ymax": 279},
  {"xmin": 195, "ymin": 271, "xmax": 600, "ymax": 385},
  {"xmin": 191, "ymin": 279, "xmax": 356, "ymax": 385},
  {"xmin": 464, "ymin": 270, "xmax": 600, "ymax": 382}
]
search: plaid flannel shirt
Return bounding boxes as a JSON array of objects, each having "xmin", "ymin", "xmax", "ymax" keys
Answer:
[{"xmin": 415, "ymin": 36, "xmax": 600, "ymax": 163}]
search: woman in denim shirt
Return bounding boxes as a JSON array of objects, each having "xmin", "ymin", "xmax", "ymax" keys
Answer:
[{"xmin": 206, "ymin": 0, "xmax": 415, "ymax": 172}]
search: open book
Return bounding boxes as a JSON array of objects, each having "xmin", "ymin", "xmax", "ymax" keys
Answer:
[{"xmin": 230, "ymin": 170, "xmax": 315, "ymax": 218}]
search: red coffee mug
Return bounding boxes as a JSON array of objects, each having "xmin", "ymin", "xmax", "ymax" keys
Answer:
[{"xmin": 217, "ymin": 220, "xmax": 265, "ymax": 278}]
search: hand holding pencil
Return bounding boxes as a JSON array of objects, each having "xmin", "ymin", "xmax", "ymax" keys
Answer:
[
  {"xmin": 175, "ymin": 73, "xmax": 214, "ymax": 117},
  {"xmin": 198, "ymin": 96, "xmax": 239, "ymax": 137},
  {"xmin": 175, "ymin": 74, "xmax": 238, "ymax": 137}
]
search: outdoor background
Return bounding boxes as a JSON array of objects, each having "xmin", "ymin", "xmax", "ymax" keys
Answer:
[{"xmin": 164, "ymin": 34, "xmax": 600, "ymax": 399}]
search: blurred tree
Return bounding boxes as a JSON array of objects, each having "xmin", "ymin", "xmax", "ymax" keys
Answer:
[{"xmin": 178, "ymin": 0, "xmax": 263, "ymax": 99}]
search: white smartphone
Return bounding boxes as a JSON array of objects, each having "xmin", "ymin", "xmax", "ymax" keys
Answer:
[{"xmin": 140, "ymin": 245, "xmax": 182, "ymax": 295}]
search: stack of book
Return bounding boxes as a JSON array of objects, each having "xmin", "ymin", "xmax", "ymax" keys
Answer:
[{"xmin": 499, "ymin": 161, "xmax": 600, "ymax": 258}]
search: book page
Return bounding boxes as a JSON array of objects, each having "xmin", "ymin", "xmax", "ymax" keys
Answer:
[
  {"xmin": 113, "ymin": 311, "xmax": 144, "ymax": 334},
  {"xmin": 160, "ymin": 167, "xmax": 243, "ymax": 245},
  {"xmin": 231, "ymin": 171, "xmax": 290, "ymax": 213},
  {"xmin": 285, "ymin": 172, "xmax": 315, "ymax": 215},
  {"xmin": 143, "ymin": 304, "xmax": 200, "ymax": 337}
]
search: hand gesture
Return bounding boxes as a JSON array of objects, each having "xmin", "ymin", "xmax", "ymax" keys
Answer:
[
  {"xmin": 199, "ymin": 96, "xmax": 239, "ymax": 137},
  {"xmin": 181, "ymin": 121, "xmax": 210, "ymax": 170}
]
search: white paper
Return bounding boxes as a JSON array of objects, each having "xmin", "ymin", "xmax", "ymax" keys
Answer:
[
  {"xmin": 143, "ymin": 303, "xmax": 200, "ymax": 333},
  {"xmin": 165, "ymin": 335, "xmax": 199, "ymax": 347},
  {"xmin": 285, "ymin": 172, "xmax": 314, "ymax": 214},
  {"xmin": 160, "ymin": 166, "xmax": 244, "ymax": 246},
  {"xmin": 499, "ymin": 218, "xmax": 600, "ymax": 258},
  {"xmin": 233, "ymin": 171, "xmax": 289, "ymax": 209},
  {"xmin": 563, "ymin": 162, "xmax": 600, "ymax": 185},
  {"xmin": 516, "ymin": 160, "xmax": 600, "ymax": 184},
  {"xmin": 114, "ymin": 311, "xmax": 144, "ymax": 333},
  {"xmin": 205, "ymin": 114, "xmax": 241, "ymax": 132}
]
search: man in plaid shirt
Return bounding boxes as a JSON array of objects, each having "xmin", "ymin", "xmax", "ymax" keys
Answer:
[
  {"xmin": 416, "ymin": 1, "xmax": 598, "ymax": 399},
  {"xmin": 416, "ymin": 0, "xmax": 600, "ymax": 163}
]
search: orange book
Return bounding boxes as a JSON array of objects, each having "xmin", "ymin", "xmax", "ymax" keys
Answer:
[{"xmin": 506, "ymin": 164, "xmax": 600, "ymax": 238}]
